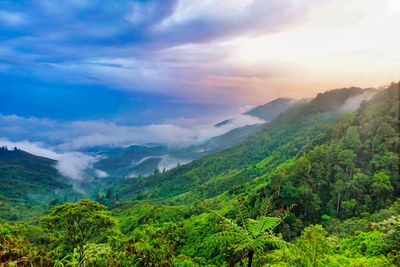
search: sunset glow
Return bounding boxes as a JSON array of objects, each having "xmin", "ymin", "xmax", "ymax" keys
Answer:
[{"xmin": 0, "ymin": 0, "xmax": 398, "ymax": 123}]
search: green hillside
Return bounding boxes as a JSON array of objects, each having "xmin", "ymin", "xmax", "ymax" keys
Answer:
[
  {"xmin": 0, "ymin": 147, "xmax": 77, "ymax": 221},
  {"xmin": 1, "ymin": 83, "xmax": 399, "ymax": 266},
  {"xmin": 95, "ymin": 145, "xmax": 167, "ymax": 177},
  {"xmin": 117, "ymin": 86, "xmax": 373, "ymax": 202},
  {"xmin": 94, "ymin": 97, "xmax": 297, "ymax": 178}
]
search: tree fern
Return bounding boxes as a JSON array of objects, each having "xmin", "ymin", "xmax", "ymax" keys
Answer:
[{"xmin": 208, "ymin": 200, "xmax": 294, "ymax": 267}]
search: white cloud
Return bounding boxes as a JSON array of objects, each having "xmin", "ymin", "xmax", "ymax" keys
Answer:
[
  {"xmin": 0, "ymin": 139, "xmax": 97, "ymax": 180},
  {"xmin": 95, "ymin": 169, "xmax": 109, "ymax": 178},
  {"xmin": 157, "ymin": 0, "xmax": 252, "ymax": 29},
  {"xmin": 337, "ymin": 89, "xmax": 377, "ymax": 114},
  {"xmin": 193, "ymin": 114, "xmax": 264, "ymax": 142},
  {"xmin": 158, "ymin": 154, "xmax": 189, "ymax": 172},
  {"xmin": 56, "ymin": 152, "xmax": 97, "ymax": 180},
  {"xmin": 0, "ymin": 112, "xmax": 264, "ymax": 180},
  {"xmin": 0, "ymin": 113, "xmax": 264, "ymax": 151}
]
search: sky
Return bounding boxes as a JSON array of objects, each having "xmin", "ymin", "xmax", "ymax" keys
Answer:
[{"xmin": 0, "ymin": 0, "xmax": 399, "ymax": 178}]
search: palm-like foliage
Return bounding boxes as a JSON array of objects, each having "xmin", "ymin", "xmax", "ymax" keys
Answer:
[{"xmin": 209, "ymin": 200, "xmax": 294, "ymax": 267}]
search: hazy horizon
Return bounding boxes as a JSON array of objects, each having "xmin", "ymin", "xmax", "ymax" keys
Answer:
[{"xmin": 1, "ymin": 0, "xmax": 399, "ymax": 179}]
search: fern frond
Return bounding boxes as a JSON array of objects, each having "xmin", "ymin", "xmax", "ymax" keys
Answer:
[
  {"xmin": 258, "ymin": 234, "xmax": 287, "ymax": 249},
  {"xmin": 234, "ymin": 238, "xmax": 264, "ymax": 254},
  {"xmin": 249, "ymin": 216, "xmax": 281, "ymax": 236},
  {"xmin": 208, "ymin": 231, "xmax": 246, "ymax": 245},
  {"xmin": 237, "ymin": 202, "xmax": 249, "ymax": 234},
  {"xmin": 260, "ymin": 198, "xmax": 272, "ymax": 217},
  {"xmin": 208, "ymin": 209, "xmax": 244, "ymax": 234}
]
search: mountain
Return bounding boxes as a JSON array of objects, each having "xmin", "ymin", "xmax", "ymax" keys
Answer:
[
  {"xmin": 0, "ymin": 147, "xmax": 76, "ymax": 220},
  {"xmin": 183, "ymin": 97, "xmax": 300, "ymax": 157},
  {"xmin": 245, "ymin": 97, "xmax": 298, "ymax": 121},
  {"xmin": 94, "ymin": 145, "xmax": 168, "ymax": 177},
  {"xmin": 110, "ymin": 84, "xmax": 398, "ymax": 265},
  {"xmin": 94, "ymin": 97, "xmax": 298, "ymax": 178},
  {"xmin": 172, "ymin": 124, "xmax": 261, "ymax": 160},
  {"xmin": 0, "ymin": 147, "xmax": 71, "ymax": 199},
  {"xmin": 1, "ymin": 83, "xmax": 399, "ymax": 266},
  {"xmin": 117, "ymin": 86, "xmax": 385, "ymax": 203}
]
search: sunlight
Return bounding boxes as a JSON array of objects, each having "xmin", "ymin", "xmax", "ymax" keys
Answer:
[{"xmin": 232, "ymin": 0, "xmax": 399, "ymax": 66}]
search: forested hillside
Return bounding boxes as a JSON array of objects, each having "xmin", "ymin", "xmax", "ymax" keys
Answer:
[
  {"xmin": 117, "ymin": 86, "xmax": 377, "ymax": 203},
  {"xmin": 93, "ymin": 97, "xmax": 297, "ymax": 178},
  {"xmin": 0, "ymin": 147, "xmax": 74, "ymax": 221},
  {"xmin": 1, "ymin": 83, "xmax": 399, "ymax": 266}
]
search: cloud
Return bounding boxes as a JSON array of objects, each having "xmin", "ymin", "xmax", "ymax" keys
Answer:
[
  {"xmin": 154, "ymin": 0, "xmax": 326, "ymax": 45},
  {"xmin": 337, "ymin": 89, "xmax": 377, "ymax": 114},
  {"xmin": 0, "ymin": 112, "xmax": 264, "ymax": 151},
  {"xmin": 56, "ymin": 152, "xmax": 97, "ymax": 180},
  {"xmin": 0, "ymin": 0, "xmax": 328, "ymax": 104},
  {"xmin": 0, "ymin": 111, "xmax": 264, "ymax": 181},
  {"xmin": 95, "ymin": 169, "xmax": 109, "ymax": 178},
  {"xmin": 2, "ymin": 0, "xmax": 395, "ymax": 125},
  {"xmin": 0, "ymin": 138, "xmax": 97, "ymax": 180},
  {"xmin": 158, "ymin": 154, "xmax": 189, "ymax": 172}
]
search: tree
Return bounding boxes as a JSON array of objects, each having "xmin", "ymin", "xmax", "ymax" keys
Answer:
[
  {"xmin": 343, "ymin": 126, "xmax": 361, "ymax": 151},
  {"xmin": 280, "ymin": 184, "xmax": 299, "ymax": 206},
  {"xmin": 270, "ymin": 171, "xmax": 285, "ymax": 197},
  {"xmin": 296, "ymin": 224, "xmax": 331, "ymax": 267},
  {"xmin": 333, "ymin": 179, "xmax": 346, "ymax": 215},
  {"xmin": 371, "ymin": 171, "xmax": 393, "ymax": 209},
  {"xmin": 337, "ymin": 149, "xmax": 356, "ymax": 179},
  {"xmin": 106, "ymin": 188, "xmax": 114, "ymax": 201},
  {"xmin": 373, "ymin": 215, "xmax": 400, "ymax": 251},
  {"xmin": 129, "ymin": 222, "xmax": 183, "ymax": 266},
  {"xmin": 40, "ymin": 200, "xmax": 118, "ymax": 261},
  {"xmin": 209, "ymin": 201, "xmax": 292, "ymax": 267},
  {"xmin": 373, "ymin": 122, "xmax": 397, "ymax": 154}
]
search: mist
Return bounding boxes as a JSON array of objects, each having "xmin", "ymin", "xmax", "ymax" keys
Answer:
[
  {"xmin": 0, "ymin": 139, "xmax": 97, "ymax": 180},
  {"xmin": 337, "ymin": 89, "xmax": 378, "ymax": 114},
  {"xmin": 0, "ymin": 113, "xmax": 264, "ymax": 151}
]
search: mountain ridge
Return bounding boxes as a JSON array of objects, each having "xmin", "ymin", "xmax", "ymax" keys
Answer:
[
  {"xmin": 93, "ymin": 96, "xmax": 298, "ymax": 177},
  {"xmin": 117, "ymin": 86, "xmax": 382, "ymax": 202}
]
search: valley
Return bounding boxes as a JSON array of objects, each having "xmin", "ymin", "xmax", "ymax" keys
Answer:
[{"xmin": 1, "ymin": 83, "xmax": 399, "ymax": 266}]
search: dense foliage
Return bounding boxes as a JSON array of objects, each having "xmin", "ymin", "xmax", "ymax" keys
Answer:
[
  {"xmin": 0, "ymin": 148, "xmax": 75, "ymax": 221},
  {"xmin": 0, "ymin": 83, "xmax": 399, "ymax": 266}
]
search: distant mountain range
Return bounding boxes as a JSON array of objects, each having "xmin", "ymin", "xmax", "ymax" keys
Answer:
[
  {"xmin": 117, "ymin": 85, "xmax": 389, "ymax": 203},
  {"xmin": 245, "ymin": 97, "xmax": 298, "ymax": 120},
  {"xmin": 93, "ymin": 97, "xmax": 299, "ymax": 177},
  {"xmin": 1, "ymin": 85, "xmax": 391, "ymax": 221},
  {"xmin": 0, "ymin": 97, "xmax": 301, "ymax": 213}
]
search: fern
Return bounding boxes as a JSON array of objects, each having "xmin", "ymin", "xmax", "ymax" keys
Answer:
[{"xmin": 208, "ymin": 200, "xmax": 294, "ymax": 267}]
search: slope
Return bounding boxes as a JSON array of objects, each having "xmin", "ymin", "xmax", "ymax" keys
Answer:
[
  {"xmin": 118, "ymin": 86, "xmax": 373, "ymax": 202},
  {"xmin": 95, "ymin": 97, "xmax": 298, "ymax": 178},
  {"xmin": 0, "ymin": 147, "xmax": 75, "ymax": 221}
]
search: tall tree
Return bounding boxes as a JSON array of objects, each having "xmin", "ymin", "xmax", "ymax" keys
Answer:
[
  {"xmin": 296, "ymin": 224, "xmax": 331, "ymax": 267},
  {"xmin": 106, "ymin": 188, "xmax": 114, "ymax": 201},
  {"xmin": 40, "ymin": 200, "xmax": 118, "ymax": 261}
]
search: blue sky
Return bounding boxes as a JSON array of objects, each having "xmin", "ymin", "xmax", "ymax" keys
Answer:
[
  {"xmin": 0, "ymin": 0, "xmax": 398, "ymax": 148},
  {"xmin": 0, "ymin": 0, "xmax": 333, "ymax": 123},
  {"xmin": 1, "ymin": 0, "xmax": 398, "ymax": 179},
  {"xmin": 0, "ymin": 0, "xmax": 242, "ymax": 123},
  {"xmin": 0, "ymin": 72, "xmax": 229, "ymax": 124}
]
